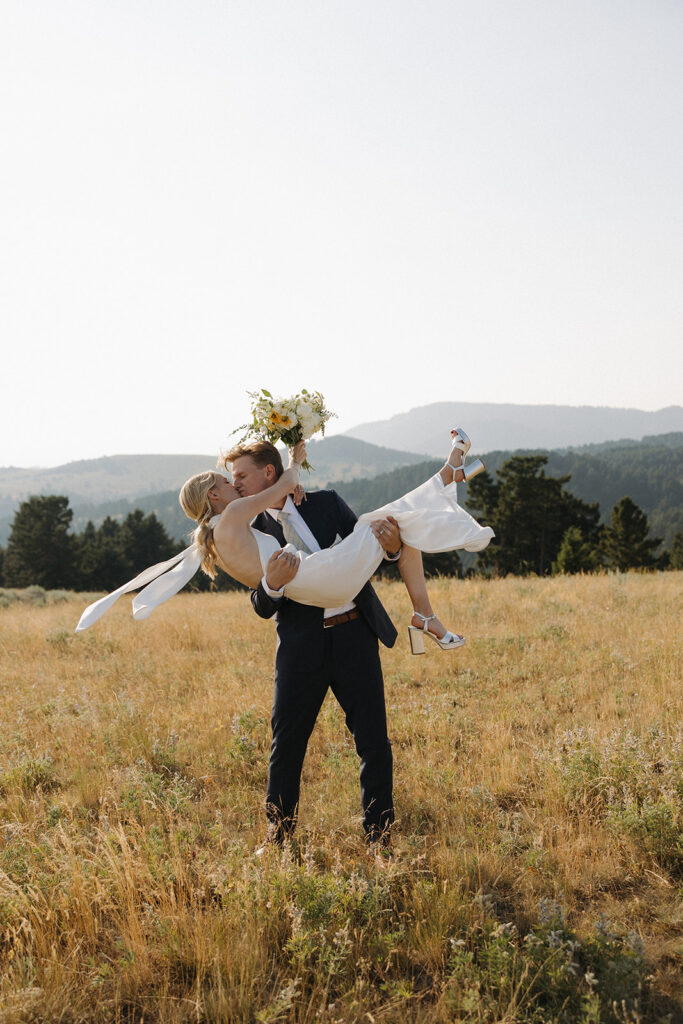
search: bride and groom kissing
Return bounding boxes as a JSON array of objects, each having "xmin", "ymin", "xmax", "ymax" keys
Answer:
[
  {"xmin": 77, "ymin": 427, "xmax": 493, "ymax": 850},
  {"xmin": 204, "ymin": 432, "xmax": 491, "ymax": 851},
  {"xmin": 217, "ymin": 437, "xmax": 403, "ymax": 850}
]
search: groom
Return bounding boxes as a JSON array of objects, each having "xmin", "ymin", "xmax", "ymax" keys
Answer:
[{"xmin": 222, "ymin": 440, "xmax": 401, "ymax": 848}]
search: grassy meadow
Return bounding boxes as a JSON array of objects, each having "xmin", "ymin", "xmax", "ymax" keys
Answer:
[{"xmin": 0, "ymin": 573, "xmax": 680, "ymax": 1023}]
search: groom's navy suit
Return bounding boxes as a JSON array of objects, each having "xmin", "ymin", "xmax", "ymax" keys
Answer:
[{"xmin": 251, "ymin": 489, "xmax": 397, "ymax": 842}]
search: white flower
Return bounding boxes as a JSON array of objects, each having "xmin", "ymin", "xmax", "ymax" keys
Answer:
[
  {"xmin": 300, "ymin": 415, "xmax": 317, "ymax": 438},
  {"xmin": 237, "ymin": 389, "xmax": 336, "ymax": 469}
]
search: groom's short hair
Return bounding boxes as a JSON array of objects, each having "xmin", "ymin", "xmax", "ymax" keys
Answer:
[{"xmin": 221, "ymin": 440, "xmax": 284, "ymax": 479}]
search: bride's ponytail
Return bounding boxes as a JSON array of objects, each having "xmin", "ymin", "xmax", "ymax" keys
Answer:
[
  {"xmin": 193, "ymin": 514, "xmax": 219, "ymax": 578},
  {"xmin": 179, "ymin": 472, "xmax": 221, "ymax": 579}
]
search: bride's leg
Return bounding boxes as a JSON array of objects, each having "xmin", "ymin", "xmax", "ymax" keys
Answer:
[
  {"xmin": 397, "ymin": 545, "xmax": 462, "ymax": 641},
  {"xmin": 440, "ymin": 430, "xmax": 465, "ymax": 485}
]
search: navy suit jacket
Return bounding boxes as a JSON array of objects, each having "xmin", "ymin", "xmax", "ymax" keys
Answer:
[{"xmin": 250, "ymin": 490, "xmax": 397, "ymax": 661}]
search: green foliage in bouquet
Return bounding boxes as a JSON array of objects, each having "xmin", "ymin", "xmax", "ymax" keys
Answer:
[{"xmin": 232, "ymin": 389, "xmax": 336, "ymax": 470}]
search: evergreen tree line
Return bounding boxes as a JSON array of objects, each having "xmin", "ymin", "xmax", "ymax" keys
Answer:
[
  {"xmin": 470, "ymin": 434, "xmax": 683, "ymax": 549},
  {"xmin": 0, "ymin": 455, "xmax": 680, "ymax": 593},
  {"xmin": 465, "ymin": 455, "xmax": 682, "ymax": 576},
  {"xmin": 364, "ymin": 455, "xmax": 682, "ymax": 581},
  {"xmin": 0, "ymin": 498, "xmax": 243, "ymax": 593}
]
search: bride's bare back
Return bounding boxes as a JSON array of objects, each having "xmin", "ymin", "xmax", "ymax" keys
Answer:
[
  {"xmin": 212, "ymin": 516, "xmax": 264, "ymax": 588},
  {"xmin": 211, "ymin": 463, "xmax": 302, "ymax": 589}
]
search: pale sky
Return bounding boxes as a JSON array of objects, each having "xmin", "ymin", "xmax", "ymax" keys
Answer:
[{"xmin": 1, "ymin": 0, "xmax": 681, "ymax": 467}]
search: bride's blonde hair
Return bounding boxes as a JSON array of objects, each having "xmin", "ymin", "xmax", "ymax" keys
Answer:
[{"xmin": 179, "ymin": 471, "xmax": 221, "ymax": 578}]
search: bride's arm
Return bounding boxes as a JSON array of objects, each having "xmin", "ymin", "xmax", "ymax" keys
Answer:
[
  {"xmin": 221, "ymin": 443, "xmax": 306, "ymax": 527},
  {"xmin": 224, "ymin": 467, "xmax": 299, "ymax": 525}
]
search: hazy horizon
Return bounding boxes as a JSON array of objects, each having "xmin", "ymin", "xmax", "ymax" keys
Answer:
[{"xmin": 1, "ymin": 398, "xmax": 681, "ymax": 471}]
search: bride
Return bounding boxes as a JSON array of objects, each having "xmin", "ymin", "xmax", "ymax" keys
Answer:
[
  {"xmin": 76, "ymin": 430, "xmax": 493, "ymax": 650},
  {"xmin": 180, "ymin": 429, "xmax": 493, "ymax": 653}
]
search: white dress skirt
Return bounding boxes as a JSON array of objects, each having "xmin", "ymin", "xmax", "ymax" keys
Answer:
[{"xmin": 253, "ymin": 474, "xmax": 494, "ymax": 609}]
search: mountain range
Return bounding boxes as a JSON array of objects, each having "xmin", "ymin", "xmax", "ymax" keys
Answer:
[
  {"xmin": 0, "ymin": 437, "xmax": 425, "ymax": 505},
  {"xmin": 344, "ymin": 402, "xmax": 683, "ymax": 456}
]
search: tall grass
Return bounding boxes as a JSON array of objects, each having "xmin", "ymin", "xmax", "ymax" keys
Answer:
[{"xmin": 0, "ymin": 572, "xmax": 680, "ymax": 1022}]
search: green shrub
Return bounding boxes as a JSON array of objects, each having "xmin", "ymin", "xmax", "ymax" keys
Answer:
[
  {"xmin": 443, "ymin": 899, "xmax": 648, "ymax": 1023},
  {"xmin": 0, "ymin": 754, "xmax": 59, "ymax": 795},
  {"xmin": 551, "ymin": 727, "xmax": 682, "ymax": 873}
]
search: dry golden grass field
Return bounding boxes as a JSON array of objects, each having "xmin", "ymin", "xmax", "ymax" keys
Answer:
[{"xmin": 0, "ymin": 572, "xmax": 681, "ymax": 1023}]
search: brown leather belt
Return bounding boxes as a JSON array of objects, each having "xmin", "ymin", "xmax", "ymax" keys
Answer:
[{"xmin": 323, "ymin": 609, "xmax": 360, "ymax": 629}]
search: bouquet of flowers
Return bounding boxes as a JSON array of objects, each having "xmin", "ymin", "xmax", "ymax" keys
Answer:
[{"xmin": 233, "ymin": 389, "xmax": 336, "ymax": 470}]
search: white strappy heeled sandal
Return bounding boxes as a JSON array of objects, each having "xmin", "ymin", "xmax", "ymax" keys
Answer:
[
  {"xmin": 408, "ymin": 613, "xmax": 466, "ymax": 655},
  {"xmin": 447, "ymin": 457, "xmax": 486, "ymax": 483},
  {"xmin": 450, "ymin": 427, "xmax": 471, "ymax": 456},
  {"xmin": 446, "ymin": 428, "xmax": 486, "ymax": 483}
]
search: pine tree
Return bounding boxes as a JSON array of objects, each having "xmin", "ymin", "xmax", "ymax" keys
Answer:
[
  {"xmin": 4, "ymin": 495, "xmax": 78, "ymax": 589},
  {"xmin": 552, "ymin": 526, "xmax": 601, "ymax": 574},
  {"xmin": 119, "ymin": 510, "xmax": 177, "ymax": 571},
  {"xmin": 466, "ymin": 455, "xmax": 601, "ymax": 576},
  {"xmin": 77, "ymin": 511, "xmax": 182, "ymax": 593},
  {"xmin": 601, "ymin": 496, "xmax": 662, "ymax": 570},
  {"xmin": 670, "ymin": 532, "xmax": 683, "ymax": 570},
  {"xmin": 78, "ymin": 517, "xmax": 132, "ymax": 592}
]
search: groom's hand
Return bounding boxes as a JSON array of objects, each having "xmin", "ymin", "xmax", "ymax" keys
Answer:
[
  {"xmin": 265, "ymin": 550, "xmax": 300, "ymax": 591},
  {"xmin": 370, "ymin": 516, "xmax": 401, "ymax": 559}
]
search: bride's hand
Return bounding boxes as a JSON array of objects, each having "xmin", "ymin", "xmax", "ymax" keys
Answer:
[{"xmin": 288, "ymin": 441, "xmax": 307, "ymax": 469}]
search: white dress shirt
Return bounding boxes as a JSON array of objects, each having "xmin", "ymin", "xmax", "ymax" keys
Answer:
[{"xmin": 260, "ymin": 496, "xmax": 356, "ymax": 618}]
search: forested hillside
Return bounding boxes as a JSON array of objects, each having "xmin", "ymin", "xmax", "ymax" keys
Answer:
[
  {"xmin": 72, "ymin": 491, "xmax": 199, "ymax": 549},
  {"xmin": 330, "ymin": 434, "xmax": 683, "ymax": 547},
  {"xmin": 36, "ymin": 434, "xmax": 683, "ymax": 550}
]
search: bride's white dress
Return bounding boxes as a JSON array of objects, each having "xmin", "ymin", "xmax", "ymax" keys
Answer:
[
  {"xmin": 75, "ymin": 473, "xmax": 493, "ymax": 631},
  {"xmin": 253, "ymin": 474, "xmax": 494, "ymax": 608}
]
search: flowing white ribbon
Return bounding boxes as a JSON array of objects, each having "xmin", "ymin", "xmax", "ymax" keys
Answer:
[{"xmin": 74, "ymin": 515, "xmax": 220, "ymax": 632}]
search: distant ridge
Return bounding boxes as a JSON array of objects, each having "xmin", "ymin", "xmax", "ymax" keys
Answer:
[
  {"xmin": 0, "ymin": 454, "xmax": 219, "ymax": 504},
  {"xmin": 0, "ymin": 437, "xmax": 424, "ymax": 503},
  {"xmin": 343, "ymin": 402, "xmax": 683, "ymax": 457}
]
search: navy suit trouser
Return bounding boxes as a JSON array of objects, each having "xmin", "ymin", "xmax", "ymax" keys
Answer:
[{"xmin": 266, "ymin": 615, "xmax": 394, "ymax": 842}]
